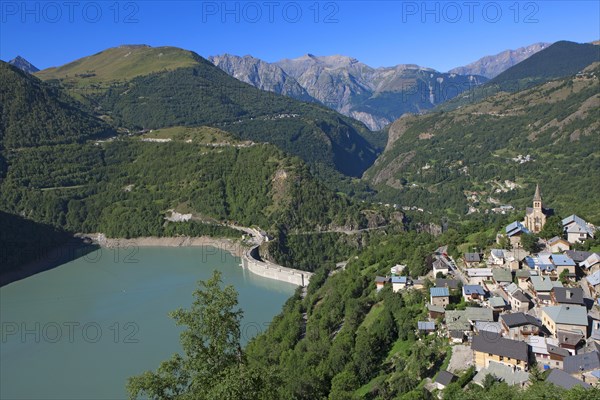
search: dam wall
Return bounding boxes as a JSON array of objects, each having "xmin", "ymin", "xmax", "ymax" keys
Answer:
[{"xmin": 242, "ymin": 246, "xmax": 312, "ymax": 287}]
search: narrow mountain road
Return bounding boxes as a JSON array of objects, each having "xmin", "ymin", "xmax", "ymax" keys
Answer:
[{"xmin": 291, "ymin": 225, "xmax": 390, "ymax": 236}]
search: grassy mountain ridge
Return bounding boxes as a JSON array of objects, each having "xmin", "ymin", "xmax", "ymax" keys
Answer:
[
  {"xmin": 490, "ymin": 40, "xmax": 600, "ymax": 87},
  {"xmin": 366, "ymin": 63, "xmax": 600, "ymax": 222},
  {"xmin": 34, "ymin": 45, "xmax": 383, "ymax": 178},
  {"xmin": 448, "ymin": 42, "xmax": 551, "ymax": 78},
  {"xmin": 439, "ymin": 41, "xmax": 599, "ymax": 111},
  {"xmin": 0, "ymin": 62, "xmax": 115, "ymax": 147},
  {"xmin": 35, "ymin": 45, "xmax": 200, "ymax": 84}
]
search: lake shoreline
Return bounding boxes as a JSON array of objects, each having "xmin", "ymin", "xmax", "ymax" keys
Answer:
[
  {"xmin": 2, "ymin": 233, "xmax": 310, "ymax": 288},
  {"xmin": 1, "ymin": 234, "xmax": 248, "ymax": 287},
  {"xmin": 0, "ymin": 236, "xmax": 96, "ymax": 287},
  {"xmin": 80, "ymin": 233, "xmax": 248, "ymax": 257}
]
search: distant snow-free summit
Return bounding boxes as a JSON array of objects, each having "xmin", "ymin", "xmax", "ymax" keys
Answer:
[{"xmin": 8, "ymin": 56, "xmax": 39, "ymax": 74}]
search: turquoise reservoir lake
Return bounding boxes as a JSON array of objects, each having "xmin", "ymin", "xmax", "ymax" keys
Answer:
[{"xmin": 0, "ymin": 246, "xmax": 297, "ymax": 399}]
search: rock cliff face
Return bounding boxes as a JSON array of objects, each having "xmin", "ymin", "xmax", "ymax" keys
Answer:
[
  {"xmin": 276, "ymin": 55, "xmax": 489, "ymax": 130},
  {"xmin": 448, "ymin": 42, "xmax": 551, "ymax": 78},
  {"xmin": 208, "ymin": 54, "xmax": 315, "ymax": 103},
  {"xmin": 210, "ymin": 53, "xmax": 488, "ymax": 130}
]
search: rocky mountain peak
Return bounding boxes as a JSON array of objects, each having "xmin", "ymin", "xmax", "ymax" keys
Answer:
[{"xmin": 8, "ymin": 56, "xmax": 39, "ymax": 74}]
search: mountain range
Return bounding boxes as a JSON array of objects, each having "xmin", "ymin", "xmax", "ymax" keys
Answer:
[
  {"xmin": 208, "ymin": 43, "xmax": 554, "ymax": 130},
  {"xmin": 2, "ymin": 36, "xmax": 600, "ymax": 400},
  {"xmin": 9, "ymin": 42, "xmax": 555, "ymax": 131},
  {"xmin": 211, "ymin": 53, "xmax": 488, "ymax": 130}
]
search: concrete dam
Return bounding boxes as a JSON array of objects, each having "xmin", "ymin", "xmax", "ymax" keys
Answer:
[{"xmin": 242, "ymin": 246, "xmax": 312, "ymax": 287}]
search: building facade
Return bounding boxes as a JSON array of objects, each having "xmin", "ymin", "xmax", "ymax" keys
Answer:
[{"xmin": 523, "ymin": 184, "xmax": 551, "ymax": 234}]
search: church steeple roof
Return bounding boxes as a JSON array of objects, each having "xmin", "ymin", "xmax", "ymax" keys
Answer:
[{"xmin": 533, "ymin": 184, "xmax": 542, "ymax": 202}]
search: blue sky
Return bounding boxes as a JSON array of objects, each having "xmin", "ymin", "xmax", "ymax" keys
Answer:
[{"xmin": 1, "ymin": 1, "xmax": 598, "ymax": 71}]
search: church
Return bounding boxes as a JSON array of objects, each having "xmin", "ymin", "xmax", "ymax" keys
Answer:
[{"xmin": 523, "ymin": 184, "xmax": 553, "ymax": 234}]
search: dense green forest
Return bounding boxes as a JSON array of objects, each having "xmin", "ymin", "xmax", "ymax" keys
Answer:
[
  {"xmin": 0, "ymin": 140, "xmax": 367, "ymax": 243},
  {"xmin": 0, "ymin": 119, "xmax": 377, "ymax": 275},
  {"xmin": 367, "ymin": 64, "xmax": 600, "ymax": 222},
  {"xmin": 0, "ymin": 62, "xmax": 115, "ymax": 147}
]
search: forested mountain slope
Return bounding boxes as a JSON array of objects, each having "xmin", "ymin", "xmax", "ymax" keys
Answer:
[
  {"xmin": 0, "ymin": 62, "xmax": 114, "ymax": 147},
  {"xmin": 34, "ymin": 45, "xmax": 383, "ymax": 177},
  {"xmin": 1, "ymin": 58, "xmax": 384, "ymax": 276},
  {"xmin": 366, "ymin": 63, "xmax": 600, "ymax": 222}
]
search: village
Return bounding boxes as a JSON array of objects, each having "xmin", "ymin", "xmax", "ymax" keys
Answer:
[{"xmin": 374, "ymin": 185, "xmax": 600, "ymax": 392}]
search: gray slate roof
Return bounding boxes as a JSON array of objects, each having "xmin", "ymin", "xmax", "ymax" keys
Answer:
[
  {"xmin": 493, "ymin": 268, "xmax": 513, "ymax": 283},
  {"xmin": 515, "ymin": 269, "xmax": 531, "ymax": 278},
  {"xmin": 465, "ymin": 253, "xmax": 481, "ymax": 263},
  {"xmin": 427, "ymin": 303, "xmax": 445, "ymax": 313},
  {"xmin": 501, "ymin": 312, "xmax": 542, "ymax": 328},
  {"xmin": 580, "ymin": 341, "xmax": 600, "ymax": 355},
  {"xmin": 547, "ymin": 369, "xmax": 591, "ymax": 390},
  {"xmin": 446, "ymin": 310, "xmax": 471, "ymax": 331},
  {"xmin": 542, "ymin": 305, "xmax": 588, "ymax": 327},
  {"xmin": 547, "ymin": 345, "xmax": 570, "ymax": 357},
  {"xmin": 473, "ymin": 361, "xmax": 530, "ymax": 387},
  {"xmin": 552, "ymin": 287, "xmax": 584, "ymax": 305},
  {"xmin": 489, "ymin": 296, "xmax": 507, "ymax": 308},
  {"xmin": 563, "ymin": 351, "xmax": 600, "ymax": 374},
  {"xmin": 435, "ymin": 370, "xmax": 456, "ymax": 386},
  {"xmin": 471, "ymin": 333, "xmax": 529, "ymax": 362},
  {"xmin": 565, "ymin": 250, "xmax": 592, "ymax": 263},
  {"xmin": 435, "ymin": 278, "xmax": 460, "ymax": 289},
  {"xmin": 465, "ymin": 307, "xmax": 494, "ymax": 322},
  {"xmin": 511, "ymin": 289, "xmax": 530, "ymax": 303},
  {"xmin": 558, "ymin": 331, "xmax": 585, "ymax": 347},
  {"xmin": 475, "ymin": 321, "xmax": 503, "ymax": 334}
]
